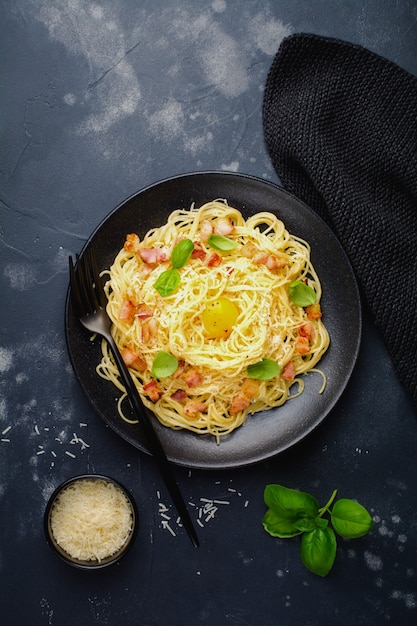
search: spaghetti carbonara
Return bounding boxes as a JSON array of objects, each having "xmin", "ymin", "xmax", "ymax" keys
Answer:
[{"xmin": 97, "ymin": 200, "xmax": 329, "ymax": 442}]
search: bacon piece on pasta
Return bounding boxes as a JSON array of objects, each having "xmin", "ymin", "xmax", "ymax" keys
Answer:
[
  {"xmin": 135, "ymin": 303, "xmax": 153, "ymax": 320},
  {"xmin": 119, "ymin": 299, "xmax": 136, "ymax": 322},
  {"xmin": 281, "ymin": 361, "xmax": 296, "ymax": 381},
  {"xmin": 124, "ymin": 233, "xmax": 141, "ymax": 253},
  {"xmin": 205, "ymin": 251, "xmax": 222, "ymax": 267},
  {"xmin": 171, "ymin": 389, "xmax": 187, "ymax": 402},
  {"xmin": 191, "ymin": 241, "xmax": 206, "ymax": 261},
  {"xmin": 121, "ymin": 346, "xmax": 147, "ymax": 371},
  {"xmin": 295, "ymin": 336, "xmax": 310, "ymax": 355},
  {"xmin": 305, "ymin": 303, "xmax": 322, "ymax": 320},
  {"xmin": 183, "ymin": 400, "xmax": 208, "ymax": 418},
  {"xmin": 299, "ymin": 321, "xmax": 315, "ymax": 340},
  {"xmin": 182, "ymin": 368, "xmax": 202, "ymax": 388},
  {"xmin": 141, "ymin": 318, "xmax": 158, "ymax": 342},
  {"xmin": 214, "ymin": 216, "xmax": 234, "ymax": 236},
  {"xmin": 139, "ymin": 247, "xmax": 170, "ymax": 265},
  {"xmin": 200, "ymin": 219, "xmax": 213, "ymax": 242},
  {"xmin": 143, "ymin": 380, "xmax": 163, "ymax": 402},
  {"xmin": 229, "ymin": 378, "xmax": 260, "ymax": 416}
]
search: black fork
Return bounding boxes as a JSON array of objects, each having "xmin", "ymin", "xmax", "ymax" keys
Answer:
[{"xmin": 69, "ymin": 249, "xmax": 199, "ymax": 548}]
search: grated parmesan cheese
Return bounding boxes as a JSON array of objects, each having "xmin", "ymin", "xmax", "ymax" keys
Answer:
[{"xmin": 50, "ymin": 479, "xmax": 134, "ymax": 562}]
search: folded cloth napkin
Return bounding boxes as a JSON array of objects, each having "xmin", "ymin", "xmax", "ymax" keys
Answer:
[{"xmin": 263, "ymin": 33, "xmax": 417, "ymax": 410}]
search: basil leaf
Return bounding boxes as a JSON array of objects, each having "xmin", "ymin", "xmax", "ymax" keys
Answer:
[
  {"xmin": 264, "ymin": 485, "xmax": 319, "ymax": 517},
  {"xmin": 289, "ymin": 281, "xmax": 316, "ymax": 307},
  {"xmin": 154, "ymin": 269, "xmax": 181, "ymax": 296},
  {"xmin": 247, "ymin": 359, "xmax": 280, "ymax": 380},
  {"xmin": 300, "ymin": 528, "xmax": 336, "ymax": 576},
  {"xmin": 331, "ymin": 499, "xmax": 374, "ymax": 538},
  {"xmin": 207, "ymin": 234, "xmax": 237, "ymax": 251},
  {"xmin": 262, "ymin": 509, "xmax": 302, "ymax": 538},
  {"xmin": 151, "ymin": 351, "xmax": 178, "ymax": 378},
  {"xmin": 171, "ymin": 239, "xmax": 194, "ymax": 269},
  {"xmin": 263, "ymin": 484, "xmax": 320, "ymax": 538},
  {"xmin": 300, "ymin": 527, "xmax": 337, "ymax": 577}
]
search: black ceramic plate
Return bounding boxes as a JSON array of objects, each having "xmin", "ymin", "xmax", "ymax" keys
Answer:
[{"xmin": 65, "ymin": 172, "xmax": 361, "ymax": 469}]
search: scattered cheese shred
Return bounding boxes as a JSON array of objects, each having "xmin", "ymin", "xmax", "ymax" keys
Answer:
[{"xmin": 50, "ymin": 479, "xmax": 133, "ymax": 562}]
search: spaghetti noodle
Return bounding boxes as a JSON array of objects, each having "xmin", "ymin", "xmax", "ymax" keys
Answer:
[{"xmin": 97, "ymin": 200, "xmax": 330, "ymax": 442}]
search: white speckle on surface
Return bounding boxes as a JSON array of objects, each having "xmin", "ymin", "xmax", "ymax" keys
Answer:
[
  {"xmin": 221, "ymin": 161, "xmax": 239, "ymax": 171},
  {"xmin": 248, "ymin": 11, "xmax": 292, "ymax": 56},
  {"xmin": 0, "ymin": 347, "xmax": 13, "ymax": 373},
  {"xmin": 63, "ymin": 92, "xmax": 76, "ymax": 105},
  {"xmin": 390, "ymin": 590, "xmax": 417, "ymax": 610},
  {"xmin": 212, "ymin": 0, "xmax": 226, "ymax": 12},
  {"xmin": 149, "ymin": 99, "xmax": 185, "ymax": 142},
  {"xmin": 199, "ymin": 24, "xmax": 249, "ymax": 97},
  {"xmin": 364, "ymin": 551, "xmax": 383, "ymax": 572},
  {"xmin": 4, "ymin": 263, "xmax": 37, "ymax": 291},
  {"xmin": 15, "ymin": 372, "xmax": 28, "ymax": 384}
]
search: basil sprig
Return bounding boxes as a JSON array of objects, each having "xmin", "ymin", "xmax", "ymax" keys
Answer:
[
  {"xmin": 154, "ymin": 239, "xmax": 194, "ymax": 297},
  {"xmin": 263, "ymin": 484, "xmax": 373, "ymax": 577},
  {"xmin": 289, "ymin": 280, "xmax": 317, "ymax": 307},
  {"xmin": 207, "ymin": 234, "xmax": 237, "ymax": 251},
  {"xmin": 247, "ymin": 358, "xmax": 280, "ymax": 380},
  {"xmin": 151, "ymin": 351, "xmax": 178, "ymax": 378}
]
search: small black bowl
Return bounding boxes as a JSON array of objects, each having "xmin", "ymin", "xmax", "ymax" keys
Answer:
[{"xmin": 44, "ymin": 474, "xmax": 138, "ymax": 569}]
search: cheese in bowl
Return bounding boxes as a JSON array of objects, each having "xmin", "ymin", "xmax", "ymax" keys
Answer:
[{"xmin": 44, "ymin": 474, "xmax": 138, "ymax": 569}]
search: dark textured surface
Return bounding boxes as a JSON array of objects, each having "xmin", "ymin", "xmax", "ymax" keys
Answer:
[
  {"xmin": 263, "ymin": 34, "xmax": 417, "ymax": 408},
  {"xmin": 1, "ymin": 2, "xmax": 417, "ymax": 625}
]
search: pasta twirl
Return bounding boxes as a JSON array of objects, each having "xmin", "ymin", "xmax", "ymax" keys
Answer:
[{"xmin": 97, "ymin": 200, "xmax": 330, "ymax": 442}]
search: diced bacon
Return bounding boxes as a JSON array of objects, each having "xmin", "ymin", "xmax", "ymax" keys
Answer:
[
  {"xmin": 182, "ymin": 368, "xmax": 202, "ymax": 388},
  {"xmin": 124, "ymin": 233, "xmax": 140, "ymax": 253},
  {"xmin": 306, "ymin": 303, "xmax": 322, "ymax": 320},
  {"xmin": 119, "ymin": 299, "xmax": 136, "ymax": 322},
  {"xmin": 121, "ymin": 346, "xmax": 147, "ymax": 371},
  {"xmin": 214, "ymin": 216, "xmax": 234, "ymax": 236},
  {"xmin": 135, "ymin": 303, "xmax": 153, "ymax": 320},
  {"xmin": 295, "ymin": 336, "xmax": 310, "ymax": 355},
  {"xmin": 141, "ymin": 317, "xmax": 158, "ymax": 343},
  {"xmin": 240, "ymin": 378, "xmax": 260, "ymax": 398},
  {"xmin": 139, "ymin": 248, "xmax": 158, "ymax": 264},
  {"xmin": 229, "ymin": 394, "xmax": 251, "ymax": 416},
  {"xmin": 183, "ymin": 400, "xmax": 208, "ymax": 418},
  {"xmin": 139, "ymin": 247, "xmax": 170, "ymax": 264},
  {"xmin": 252, "ymin": 251, "xmax": 269, "ymax": 265},
  {"xmin": 121, "ymin": 346, "xmax": 139, "ymax": 366},
  {"xmin": 229, "ymin": 378, "xmax": 260, "ymax": 416},
  {"xmin": 299, "ymin": 322, "xmax": 315, "ymax": 340},
  {"xmin": 241, "ymin": 242, "xmax": 258, "ymax": 258},
  {"xmin": 191, "ymin": 241, "xmax": 206, "ymax": 261},
  {"xmin": 204, "ymin": 251, "xmax": 222, "ymax": 267},
  {"xmin": 281, "ymin": 361, "xmax": 296, "ymax": 381},
  {"xmin": 143, "ymin": 380, "xmax": 163, "ymax": 402},
  {"xmin": 265, "ymin": 255, "xmax": 287, "ymax": 270},
  {"xmin": 171, "ymin": 389, "xmax": 187, "ymax": 402},
  {"xmin": 200, "ymin": 220, "xmax": 213, "ymax": 242}
]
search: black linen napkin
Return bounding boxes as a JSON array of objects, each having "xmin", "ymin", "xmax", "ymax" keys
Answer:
[{"xmin": 263, "ymin": 33, "xmax": 417, "ymax": 410}]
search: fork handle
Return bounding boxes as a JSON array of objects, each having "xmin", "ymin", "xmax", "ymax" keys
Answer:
[{"xmin": 104, "ymin": 332, "xmax": 199, "ymax": 548}]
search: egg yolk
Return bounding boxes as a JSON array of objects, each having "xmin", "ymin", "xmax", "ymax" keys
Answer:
[{"xmin": 201, "ymin": 297, "xmax": 239, "ymax": 339}]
